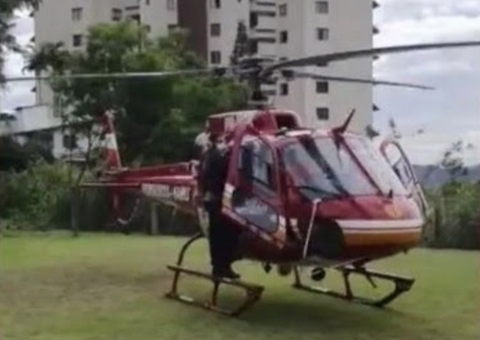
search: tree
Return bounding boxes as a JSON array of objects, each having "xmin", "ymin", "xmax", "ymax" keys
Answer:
[
  {"xmin": 25, "ymin": 21, "xmax": 249, "ymax": 167},
  {"xmin": 22, "ymin": 41, "xmax": 69, "ymax": 74},
  {"xmin": 439, "ymin": 140, "xmax": 468, "ymax": 183},
  {"xmin": 230, "ymin": 20, "xmax": 251, "ymax": 65}
]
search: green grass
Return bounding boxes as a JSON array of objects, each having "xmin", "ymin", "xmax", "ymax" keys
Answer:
[{"xmin": 1, "ymin": 232, "xmax": 478, "ymax": 340}]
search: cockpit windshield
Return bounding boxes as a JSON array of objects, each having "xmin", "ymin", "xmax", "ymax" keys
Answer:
[{"xmin": 280, "ymin": 134, "xmax": 408, "ymax": 200}]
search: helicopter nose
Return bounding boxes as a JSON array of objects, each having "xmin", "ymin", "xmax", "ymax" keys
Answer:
[
  {"xmin": 337, "ymin": 217, "xmax": 424, "ymax": 249},
  {"xmin": 305, "ymin": 216, "xmax": 423, "ymax": 261},
  {"xmin": 306, "ymin": 196, "xmax": 425, "ymax": 260}
]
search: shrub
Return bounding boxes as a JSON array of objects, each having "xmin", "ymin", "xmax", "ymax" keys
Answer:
[
  {"xmin": 424, "ymin": 182, "xmax": 479, "ymax": 250},
  {"xmin": 1, "ymin": 160, "xmax": 75, "ymax": 230}
]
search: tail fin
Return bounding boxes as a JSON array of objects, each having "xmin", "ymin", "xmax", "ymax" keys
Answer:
[
  {"xmin": 97, "ymin": 111, "xmax": 125, "ymax": 231},
  {"xmin": 99, "ymin": 111, "xmax": 122, "ymax": 170}
]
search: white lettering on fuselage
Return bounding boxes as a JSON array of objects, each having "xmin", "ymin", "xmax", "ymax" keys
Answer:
[
  {"xmin": 141, "ymin": 183, "xmax": 191, "ymax": 202},
  {"xmin": 172, "ymin": 186, "xmax": 191, "ymax": 202}
]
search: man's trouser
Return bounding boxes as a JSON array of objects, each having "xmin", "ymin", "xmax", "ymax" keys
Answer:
[{"xmin": 204, "ymin": 200, "xmax": 237, "ymax": 271}]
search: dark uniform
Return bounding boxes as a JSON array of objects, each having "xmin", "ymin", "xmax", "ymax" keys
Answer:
[{"xmin": 199, "ymin": 137, "xmax": 240, "ymax": 279}]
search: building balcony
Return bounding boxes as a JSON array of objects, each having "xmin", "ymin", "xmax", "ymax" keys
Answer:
[
  {"xmin": 249, "ymin": 27, "xmax": 276, "ymax": 43},
  {"xmin": 250, "ymin": 0, "xmax": 276, "ymax": 17},
  {"xmin": 8, "ymin": 105, "xmax": 62, "ymax": 135}
]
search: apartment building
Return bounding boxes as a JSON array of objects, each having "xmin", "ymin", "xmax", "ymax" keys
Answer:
[{"xmin": 32, "ymin": 0, "xmax": 380, "ymax": 133}]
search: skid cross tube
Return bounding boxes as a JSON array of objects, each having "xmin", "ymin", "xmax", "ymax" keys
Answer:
[
  {"xmin": 292, "ymin": 265, "xmax": 414, "ymax": 308},
  {"xmin": 164, "ymin": 233, "xmax": 264, "ymax": 317}
]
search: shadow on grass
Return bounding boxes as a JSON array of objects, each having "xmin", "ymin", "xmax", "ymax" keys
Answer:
[
  {"xmin": 249, "ymin": 301, "xmax": 397, "ymax": 331},
  {"xmin": 183, "ymin": 286, "xmax": 424, "ymax": 337}
]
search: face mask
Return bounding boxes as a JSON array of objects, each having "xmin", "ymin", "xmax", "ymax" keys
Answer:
[{"xmin": 217, "ymin": 142, "xmax": 227, "ymax": 151}]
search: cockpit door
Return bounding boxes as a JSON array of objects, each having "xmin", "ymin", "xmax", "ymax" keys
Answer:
[
  {"xmin": 223, "ymin": 124, "xmax": 287, "ymax": 248},
  {"xmin": 379, "ymin": 138, "xmax": 430, "ymax": 218}
]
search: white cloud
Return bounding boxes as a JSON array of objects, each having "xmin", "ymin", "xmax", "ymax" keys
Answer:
[
  {"xmin": 375, "ymin": 0, "xmax": 480, "ymax": 23},
  {"xmin": 398, "ymin": 129, "xmax": 480, "ymax": 166},
  {"xmin": 1, "ymin": 10, "xmax": 34, "ymax": 112},
  {"xmin": 372, "ymin": 0, "xmax": 480, "ymax": 165}
]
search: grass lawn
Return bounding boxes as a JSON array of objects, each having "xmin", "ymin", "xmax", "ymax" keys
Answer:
[{"xmin": 0, "ymin": 232, "xmax": 478, "ymax": 340}]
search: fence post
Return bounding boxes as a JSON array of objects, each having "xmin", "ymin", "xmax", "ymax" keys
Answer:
[
  {"xmin": 71, "ymin": 186, "xmax": 80, "ymax": 237},
  {"xmin": 150, "ymin": 202, "xmax": 159, "ymax": 235}
]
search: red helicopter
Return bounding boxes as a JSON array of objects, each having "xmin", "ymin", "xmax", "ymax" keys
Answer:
[{"xmin": 6, "ymin": 40, "xmax": 480, "ymax": 316}]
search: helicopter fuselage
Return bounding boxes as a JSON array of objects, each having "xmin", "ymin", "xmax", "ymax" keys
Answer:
[
  {"xmin": 90, "ymin": 109, "xmax": 428, "ymax": 271},
  {"xmin": 217, "ymin": 125, "xmax": 425, "ymax": 268}
]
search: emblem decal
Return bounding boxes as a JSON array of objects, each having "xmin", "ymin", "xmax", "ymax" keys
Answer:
[{"xmin": 385, "ymin": 204, "xmax": 402, "ymax": 218}]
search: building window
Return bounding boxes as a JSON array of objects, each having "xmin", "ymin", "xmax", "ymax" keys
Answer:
[
  {"xmin": 112, "ymin": 8, "xmax": 122, "ymax": 21},
  {"xmin": 71, "ymin": 7, "xmax": 82, "ymax": 21},
  {"xmin": 279, "ymin": 4, "xmax": 287, "ymax": 16},
  {"xmin": 210, "ymin": 0, "xmax": 221, "ymax": 9},
  {"xmin": 129, "ymin": 14, "xmax": 140, "ymax": 23},
  {"xmin": 317, "ymin": 28, "xmax": 329, "ymax": 40},
  {"xmin": 250, "ymin": 12, "xmax": 258, "ymax": 28},
  {"xmin": 316, "ymin": 107, "xmax": 329, "ymax": 120},
  {"xmin": 63, "ymin": 134, "xmax": 78, "ymax": 150},
  {"xmin": 315, "ymin": 1, "xmax": 328, "ymax": 13},
  {"xmin": 249, "ymin": 40, "xmax": 258, "ymax": 54},
  {"xmin": 279, "ymin": 30, "xmax": 288, "ymax": 43},
  {"xmin": 144, "ymin": 24, "xmax": 151, "ymax": 32},
  {"xmin": 210, "ymin": 51, "xmax": 221, "ymax": 64},
  {"xmin": 210, "ymin": 23, "xmax": 221, "ymax": 37},
  {"xmin": 316, "ymin": 81, "xmax": 329, "ymax": 93},
  {"xmin": 280, "ymin": 83, "xmax": 288, "ymax": 96},
  {"xmin": 72, "ymin": 34, "xmax": 82, "ymax": 47},
  {"xmin": 146, "ymin": 0, "xmax": 150, "ymax": 5},
  {"xmin": 168, "ymin": 24, "xmax": 177, "ymax": 32},
  {"xmin": 167, "ymin": 0, "xmax": 176, "ymax": 10}
]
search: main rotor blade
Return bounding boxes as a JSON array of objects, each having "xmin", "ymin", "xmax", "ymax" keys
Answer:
[
  {"xmin": 287, "ymin": 70, "xmax": 435, "ymax": 90},
  {"xmin": 263, "ymin": 41, "xmax": 480, "ymax": 75},
  {"xmin": 2, "ymin": 68, "xmax": 228, "ymax": 83}
]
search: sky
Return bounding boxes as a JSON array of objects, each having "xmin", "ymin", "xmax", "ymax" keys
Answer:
[{"xmin": 1, "ymin": 0, "xmax": 479, "ymax": 166}]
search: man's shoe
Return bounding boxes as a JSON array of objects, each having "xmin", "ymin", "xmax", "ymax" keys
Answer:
[
  {"xmin": 212, "ymin": 267, "xmax": 240, "ymax": 280},
  {"xmin": 223, "ymin": 267, "xmax": 241, "ymax": 280}
]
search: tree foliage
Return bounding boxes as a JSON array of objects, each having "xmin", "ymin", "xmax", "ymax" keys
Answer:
[
  {"xmin": 0, "ymin": 134, "xmax": 54, "ymax": 172},
  {"xmin": 438, "ymin": 140, "xmax": 471, "ymax": 182},
  {"xmin": 1, "ymin": 160, "xmax": 73, "ymax": 231},
  {"xmin": 25, "ymin": 21, "xmax": 249, "ymax": 165},
  {"xmin": 424, "ymin": 181, "xmax": 479, "ymax": 250},
  {"xmin": 230, "ymin": 20, "xmax": 251, "ymax": 65},
  {"xmin": 420, "ymin": 140, "xmax": 478, "ymax": 250}
]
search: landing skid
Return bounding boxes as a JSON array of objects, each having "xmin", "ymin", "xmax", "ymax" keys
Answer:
[
  {"xmin": 292, "ymin": 265, "xmax": 414, "ymax": 308},
  {"xmin": 164, "ymin": 233, "xmax": 264, "ymax": 317}
]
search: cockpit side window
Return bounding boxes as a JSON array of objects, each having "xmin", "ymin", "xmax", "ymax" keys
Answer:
[
  {"xmin": 238, "ymin": 137, "xmax": 276, "ymax": 191},
  {"xmin": 345, "ymin": 136, "xmax": 408, "ymax": 196},
  {"xmin": 383, "ymin": 143, "xmax": 414, "ymax": 188}
]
